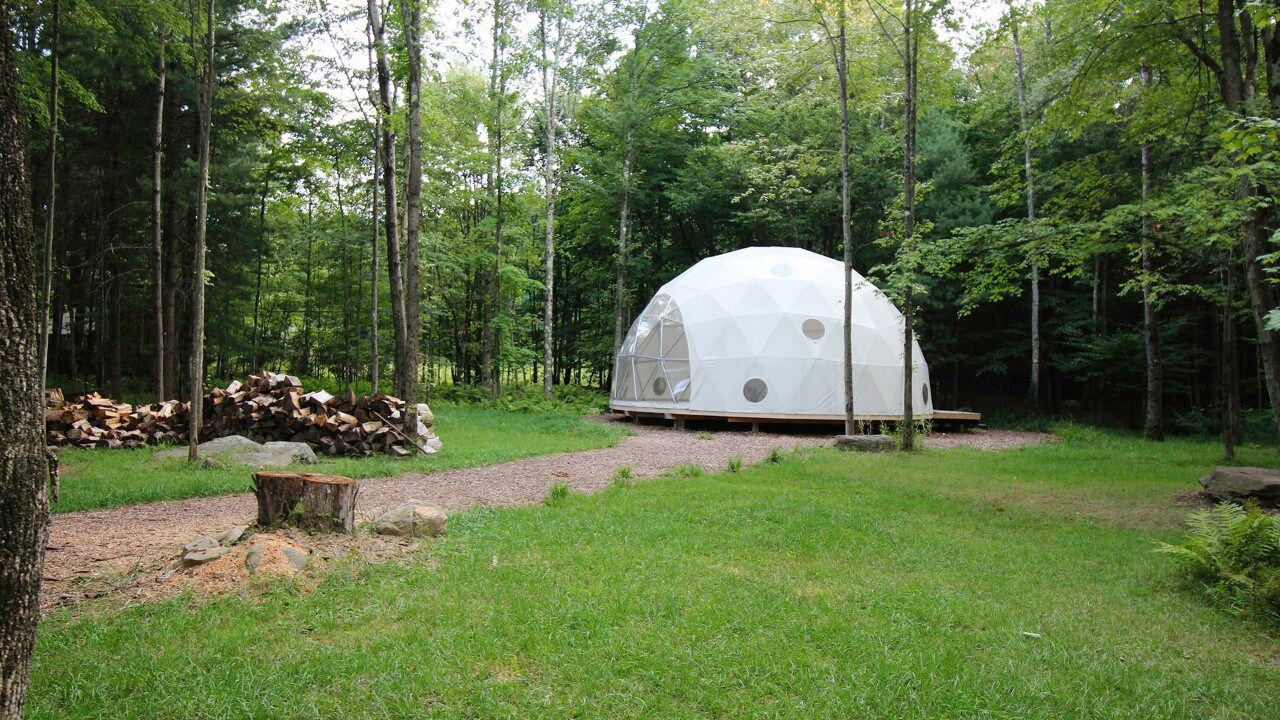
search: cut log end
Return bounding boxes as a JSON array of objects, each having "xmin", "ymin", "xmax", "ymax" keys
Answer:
[{"xmin": 252, "ymin": 471, "xmax": 358, "ymax": 534}]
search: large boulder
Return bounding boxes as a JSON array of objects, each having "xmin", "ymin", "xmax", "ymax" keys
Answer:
[
  {"xmin": 1200, "ymin": 467, "xmax": 1280, "ymax": 507},
  {"xmin": 833, "ymin": 434, "xmax": 896, "ymax": 453},
  {"xmin": 375, "ymin": 502, "xmax": 447, "ymax": 537},
  {"xmin": 155, "ymin": 435, "xmax": 316, "ymax": 467},
  {"xmin": 156, "ymin": 434, "xmax": 261, "ymax": 459}
]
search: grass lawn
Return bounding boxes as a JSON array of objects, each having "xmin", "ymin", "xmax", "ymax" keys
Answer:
[
  {"xmin": 53, "ymin": 407, "xmax": 626, "ymax": 512},
  {"xmin": 28, "ymin": 428, "xmax": 1280, "ymax": 718}
]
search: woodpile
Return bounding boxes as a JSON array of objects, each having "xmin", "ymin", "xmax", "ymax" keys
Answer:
[
  {"xmin": 45, "ymin": 390, "xmax": 188, "ymax": 449},
  {"xmin": 45, "ymin": 371, "xmax": 433, "ymax": 457}
]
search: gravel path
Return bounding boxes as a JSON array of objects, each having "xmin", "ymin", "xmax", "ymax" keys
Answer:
[{"xmin": 41, "ymin": 419, "xmax": 1049, "ymax": 608}]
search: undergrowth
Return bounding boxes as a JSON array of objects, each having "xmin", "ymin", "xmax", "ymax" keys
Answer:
[{"xmin": 1157, "ymin": 502, "xmax": 1280, "ymax": 621}]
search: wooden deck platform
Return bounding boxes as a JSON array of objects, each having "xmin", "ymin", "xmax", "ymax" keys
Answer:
[{"xmin": 611, "ymin": 406, "xmax": 982, "ymax": 428}]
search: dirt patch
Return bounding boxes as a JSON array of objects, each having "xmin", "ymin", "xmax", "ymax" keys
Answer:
[
  {"xmin": 1172, "ymin": 490, "xmax": 1216, "ymax": 510},
  {"xmin": 42, "ymin": 418, "xmax": 1050, "ymax": 610},
  {"xmin": 923, "ymin": 428, "xmax": 1056, "ymax": 451}
]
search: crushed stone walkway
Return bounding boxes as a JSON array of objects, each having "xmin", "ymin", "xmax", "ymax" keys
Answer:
[{"xmin": 42, "ymin": 419, "xmax": 1050, "ymax": 608}]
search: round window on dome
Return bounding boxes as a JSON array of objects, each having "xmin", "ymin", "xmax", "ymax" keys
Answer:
[
  {"xmin": 653, "ymin": 376, "xmax": 668, "ymax": 397},
  {"xmin": 743, "ymin": 378, "xmax": 768, "ymax": 403},
  {"xmin": 770, "ymin": 264, "xmax": 793, "ymax": 277},
  {"xmin": 802, "ymin": 318, "xmax": 825, "ymax": 340}
]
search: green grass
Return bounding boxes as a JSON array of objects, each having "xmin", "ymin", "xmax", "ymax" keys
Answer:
[
  {"xmin": 29, "ymin": 427, "xmax": 1280, "ymax": 718},
  {"xmin": 53, "ymin": 408, "xmax": 625, "ymax": 512}
]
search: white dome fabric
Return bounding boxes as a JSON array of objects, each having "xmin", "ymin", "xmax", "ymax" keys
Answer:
[{"xmin": 611, "ymin": 246, "xmax": 934, "ymax": 421}]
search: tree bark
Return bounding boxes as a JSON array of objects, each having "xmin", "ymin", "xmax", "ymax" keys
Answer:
[
  {"xmin": 365, "ymin": 22, "xmax": 381, "ymax": 392},
  {"xmin": 837, "ymin": 10, "xmax": 855, "ymax": 436},
  {"xmin": 399, "ymin": 0, "xmax": 423, "ymax": 439},
  {"xmin": 900, "ymin": 0, "xmax": 917, "ymax": 452},
  {"xmin": 188, "ymin": 0, "xmax": 215, "ymax": 462},
  {"xmin": 1223, "ymin": 255, "xmax": 1241, "ymax": 459},
  {"xmin": 613, "ymin": 139, "xmax": 632, "ymax": 359},
  {"xmin": 368, "ymin": 0, "xmax": 407, "ymax": 400},
  {"xmin": 252, "ymin": 472, "xmax": 358, "ymax": 534},
  {"xmin": 483, "ymin": 0, "xmax": 505, "ymax": 399},
  {"xmin": 151, "ymin": 33, "xmax": 167, "ymax": 401},
  {"xmin": 0, "ymin": 0, "xmax": 52, "ymax": 711},
  {"xmin": 251, "ymin": 184, "xmax": 266, "ymax": 372},
  {"xmin": 1139, "ymin": 63, "xmax": 1163, "ymax": 441},
  {"xmin": 540, "ymin": 7, "xmax": 559, "ymax": 399},
  {"xmin": 1205, "ymin": 0, "xmax": 1280, "ymax": 442},
  {"xmin": 1011, "ymin": 8, "xmax": 1040, "ymax": 415},
  {"xmin": 37, "ymin": 0, "xmax": 59, "ymax": 393}
]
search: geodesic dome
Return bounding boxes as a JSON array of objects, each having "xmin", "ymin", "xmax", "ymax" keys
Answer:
[{"xmin": 610, "ymin": 246, "xmax": 933, "ymax": 421}]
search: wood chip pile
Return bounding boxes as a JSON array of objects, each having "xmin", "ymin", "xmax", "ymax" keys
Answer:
[{"xmin": 45, "ymin": 372, "xmax": 432, "ymax": 457}]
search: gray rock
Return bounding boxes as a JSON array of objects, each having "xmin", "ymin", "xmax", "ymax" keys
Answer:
[
  {"xmin": 375, "ymin": 503, "xmax": 447, "ymax": 537},
  {"xmin": 282, "ymin": 547, "xmax": 309, "ymax": 571},
  {"xmin": 183, "ymin": 536, "xmax": 219, "ymax": 553},
  {"xmin": 424, "ymin": 436, "xmax": 443, "ymax": 451},
  {"xmin": 244, "ymin": 545, "xmax": 263, "ymax": 572},
  {"xmin": 833, "ymin": 434, "xmax": 896, "ymax": 452},
  {"xmin": 416, "ymin": 403, "xmax": 435, "ymax": 429},
  {"xmin": 156, "ymin": 434, "xmax": 262, "ymax": 460},
  {"xmin": 227, "ymin": 451, "xmax": 291, "ymax": 467},
  {"xmin": 262, "ymin": 441, "xmax": 317, "ymax": 464},
  {"xmin": 181, "ymin": 546, "xmax": 229, "ymax": 566},
  {"xmin": 1200, "ymin": 466, "xmax": 1280, "ymax": 507},
  {"xmin": 214, "ymin": 525, "xmax": 248, "ymax": 546}
]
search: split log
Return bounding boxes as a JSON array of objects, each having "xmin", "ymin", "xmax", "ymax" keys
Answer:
[{"xmin": 252, "ymin": 471, "xmax": 358, "ymax": 534}]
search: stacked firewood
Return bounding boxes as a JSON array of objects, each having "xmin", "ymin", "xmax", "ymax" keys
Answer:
[
  {"xmin": 45, "ymin": 389, "xmax": 188, "ymax": 449},
  {"xmin": 204, "ymin": 372, "xmax": 430, "ymax": 457},
  {"xmin": 45, "ymin": 372, "xmax": 434, "ymax": 457}
]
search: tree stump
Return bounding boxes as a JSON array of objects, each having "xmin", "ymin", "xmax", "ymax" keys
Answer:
[{"xmin": 252, "ymin": 471, "xmax": 358, "ymax": 534}]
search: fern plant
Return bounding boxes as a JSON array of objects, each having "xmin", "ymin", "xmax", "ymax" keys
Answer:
[{"xmin": 1157, "ymin": 502, "xmax": 1280, "ymax": 618}]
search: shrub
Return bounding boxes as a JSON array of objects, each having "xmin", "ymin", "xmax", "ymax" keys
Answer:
[
  {"xmin": 670, "ymin": 464, "xmax": 704, "ymax": 478},
  {"xmin": 610, "ymin": 466, "xmax": 635, "ymax": 489},
  {"xmin": 1157, "ymin": 502, "xmax": 1280, "ymax": 619},
  {"xmin": 766, "ymin": 447, "xmax": 783, "ymax": 464},
  {"xmin": 545, "ymin": 481, "xmax": 572, "ymax": 508},
  {"xmin": 727, "ymin": 457, "xmax": 743, "ymax": 473}
]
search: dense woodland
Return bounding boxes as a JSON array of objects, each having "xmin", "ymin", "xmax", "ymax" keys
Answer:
[{"xmin": 12, "ymin": 0, "xmax": 1280, "ymax": 442}]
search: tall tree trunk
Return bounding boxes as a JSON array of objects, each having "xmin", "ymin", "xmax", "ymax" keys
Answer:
[
  {"xmin": 302, "ymin": 195, "xmax": 314, "ymax": 376},
  {"xmin": 370, "ymin": 117, "xmax": 381, "ymax": 391},
  {"xmin": 366, "ymin": 25, "xmax": 381, "ymax": 392},
  {"xmin": 1011, "ymin": 8, "xmax": 1040, "ymax": 414},
  {"xmin": 188, "ymin": 0, "xmax": 214, "ymax": 462},
  {"xmin": 900, "ymin": 0, "xmax": 917, "ymax": 452},
  {"xmin": 482, "ymin": 0, "xmax": 503, "ymax": 399},
  {"xmin": 540, "ymin": 7, "xmax": 559, "ymax": 398},
  {"xmin": 37, "ymin": 0, "xmax": 59, "ymax": 393},
  {"xmin": 151, "ymin": 34, "xmax": 167, "ymax": 401},
  {"xmin": 368, "ymin": 0, "xmax": 406, "ymax": 399},
  {"xmin": 0, "ymin": 0, "xmax": 52, "ymax": 712},
  {"xmin": 251, "ymin": 184, "xmax": 265, "ymax": 372},
  {"xmin": 1139, "ymin": 63, "xmax": 1163, "ymax": 441},
  {"xmin": 162, "ymin": 92, "xmax": 179, "ymax": 396},
  {"xmin": 836, "ymin": 10, "xmax": 855, "ymax": 435},
  {"xmin": 1208, "ymin": 0, "xmax": 1280, "ymax": 442},
  {"xmin": 399, "ymin": 0, "xmax": 423, "ymax": 439},
  {"xmin": 1223, "ymin": 254, "xmax": 1241, "ymax": 460},
  {"xmin": 613, "ymin": 138, "xmax": 632, "ymax": 358}
]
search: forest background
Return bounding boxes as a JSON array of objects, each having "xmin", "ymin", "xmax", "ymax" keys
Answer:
[{"xmin": 14, "ymin": 0, "xmax": 1280, "ymax": 443}]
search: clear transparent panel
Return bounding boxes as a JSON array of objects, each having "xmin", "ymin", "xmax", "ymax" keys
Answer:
[
  {"xmin": 660, "ymin": 318, "xmax": 685, "ymax": 356},
  {"xmin": 614, "ymin": 293, "xmax": 691, "ymax": 405},
  {"xmin": 614, "ymin": 358, "xmax": 636, "ymax": 400},
  {"xmin": 635, "ymin": 359, "xmax": 665, "ymax": 401}
]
